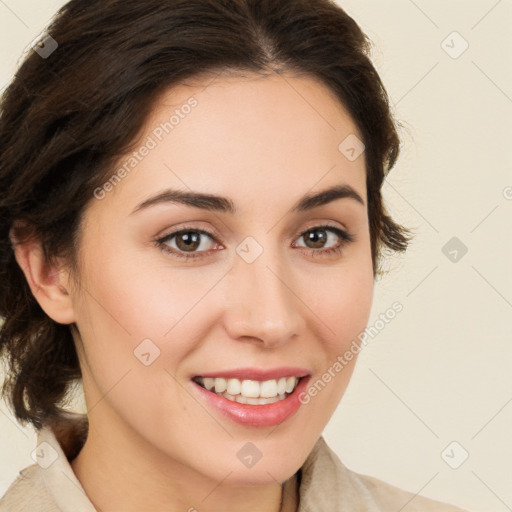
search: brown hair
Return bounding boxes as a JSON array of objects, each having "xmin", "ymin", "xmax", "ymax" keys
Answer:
[{"xmin": 0, "ymin": 0, "xmax": 410, "ymax": 430}]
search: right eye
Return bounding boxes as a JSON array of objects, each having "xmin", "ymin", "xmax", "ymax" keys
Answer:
[{"xmin": 156, "ymin": 227, "xmax": 222, "ymax": 260}]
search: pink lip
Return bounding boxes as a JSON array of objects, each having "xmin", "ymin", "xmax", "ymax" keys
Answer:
[
  {"xmin": 193, "ymin": 366, "xmax": 310, "ymax": 380},
  {"xmin": 191, "ymin": 375, "xmax": 311, "ymax": 427}
]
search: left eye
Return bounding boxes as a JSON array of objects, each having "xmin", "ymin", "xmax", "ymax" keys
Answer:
[
  {"xmin": 156, "ymin": 224, "xmax": 354, "ymax": 260},
  {"xmin": 293, "ymin": 226, "xmax": 349, "ymax": 250}
]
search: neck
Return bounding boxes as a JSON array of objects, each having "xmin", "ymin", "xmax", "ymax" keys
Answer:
[{"xmin": 69, "ymin": 412, "xmax": 289, "ymax": 512}]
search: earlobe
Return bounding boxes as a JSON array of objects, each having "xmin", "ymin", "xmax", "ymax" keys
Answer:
[{"xmin": 10, "ymin": 232, "xmax": 76, "ymax": 325}]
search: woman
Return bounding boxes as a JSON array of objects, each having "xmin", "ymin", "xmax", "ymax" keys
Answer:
[{"xmin": 0, "ymin": 0, "xmax": 469, "ymax": 510}]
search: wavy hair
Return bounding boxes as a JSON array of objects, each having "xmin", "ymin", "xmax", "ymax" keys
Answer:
[{"xmin": 0, "ymin": 0, "xmax": 410, "ymax": 430}]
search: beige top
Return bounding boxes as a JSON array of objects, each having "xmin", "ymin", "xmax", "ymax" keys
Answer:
[{"xmin": 0, "ymin": 412, "xmax": 470, "ymax": 512}]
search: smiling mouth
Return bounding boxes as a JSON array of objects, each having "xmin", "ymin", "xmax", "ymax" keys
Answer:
[{"xmin": 192, "ymin": 376, "xmax": 302, "ymax": 405}]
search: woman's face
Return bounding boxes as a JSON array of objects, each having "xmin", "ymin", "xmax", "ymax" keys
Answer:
[{"xmin": 69, "ymin": 72, "xmax": 374, "ymax": 485}]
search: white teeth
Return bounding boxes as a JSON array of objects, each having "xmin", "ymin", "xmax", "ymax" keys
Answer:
[
  {"xmin": 260, "ymin": 379, "xmax": 277, "ymax": 398},
  {"xmin": 203, "ymin": 377, "xmax": 215, "ymax": 390},
  {"xmin": 214, "ymin": 378, "xmax": 227, "ymax": 393},
  {"xmin": 229, "ymin": 393, "xmax": 286, "ymax": 405},
  {"xmin": 196, "ymin": 376, "xmax": 300, "ymax": 400},
  {"xmin": 226, "ymin": 378, "xmax": 241, "ymax": 395},
  {"xmin": 240, "ymin": 379, "xmax": 261, "ymax": 398},
  {"xmin": 277, "ymin": 377, "xmax": 287, "ymax": 395},
  {"xmin": 285, "ymin": 376, "xmax": 296, "ymax": 393}
]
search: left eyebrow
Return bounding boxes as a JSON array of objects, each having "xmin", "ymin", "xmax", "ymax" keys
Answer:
[
  {"xmin": 131, "ymin": 183, "xmax": 365, "ymax": 215},
  {"xmin": 292, "ymin": 184, "xmax": 365, "ymax": 212}
]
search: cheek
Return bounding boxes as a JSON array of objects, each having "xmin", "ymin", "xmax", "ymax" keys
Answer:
[
  {"xmin": 70, "ymin": 254, "xmax": 199, "ymax": 433},
  {"xmin": 300, "ymin": 260, "xmax": 374, "ymax": 412},
  {"xmin": 314, "ymin": 247, "xmax": 375, "ymax": 352},
  {"xmin": 73, "ymin": 243, "xmax": 222, "ymax": 371},
  {"xmin": 325, "ymin": 273, "xmax": 373, "ymax": 343}
]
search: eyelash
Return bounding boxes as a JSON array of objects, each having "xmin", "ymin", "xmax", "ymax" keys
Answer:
[{"xmin": 155, "ymin": 224, "xmax": 355, "ymax": 260}]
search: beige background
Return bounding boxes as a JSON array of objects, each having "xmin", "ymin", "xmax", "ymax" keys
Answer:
[{"xmin": 1, "ymin": 1, "xmax": 511, "ymax": 510}]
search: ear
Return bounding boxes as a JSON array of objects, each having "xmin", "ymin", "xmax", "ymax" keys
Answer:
[{"xmin": 10, "ymin": 231, "xmax": 76, "ymax": 325}]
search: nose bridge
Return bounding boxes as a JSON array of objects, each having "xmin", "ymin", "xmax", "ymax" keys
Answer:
[{"xmin": 224, "ymin": 236, "xmax": 303, "ymax": 346}]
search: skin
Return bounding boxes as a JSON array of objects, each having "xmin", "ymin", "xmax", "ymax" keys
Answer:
[{"xmin": 15, "ymin": 71, "xmax": 374, "ymax": 512}]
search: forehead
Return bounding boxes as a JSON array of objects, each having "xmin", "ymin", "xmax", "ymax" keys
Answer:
[
  {"xmin": 145, "ymin": 71, "xmax": 362, "ymax": 160},
  {"xmin": 91, "ymin": 72, "xmax": 367, "ymax": 219}
]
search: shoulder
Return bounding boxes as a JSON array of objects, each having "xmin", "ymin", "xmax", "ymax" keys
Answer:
[
  {"xmin": 1, "ymin": 412, "xmax": 94, "ymax": 512},
  {"xmin": 0, "ymin": 464, "xmax": 58, "ymax": 512},
  {"xmin": 299, "ymin": 436, "xmax": 471, "ymax": 512},
  {"xmin": 348, "ymin": 470, "xmax": 468, "ymax": 511}
]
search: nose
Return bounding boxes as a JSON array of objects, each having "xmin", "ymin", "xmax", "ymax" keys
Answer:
[{"xmin": 222, "ymin": 245, "xmax": 305, "ymax": 349}]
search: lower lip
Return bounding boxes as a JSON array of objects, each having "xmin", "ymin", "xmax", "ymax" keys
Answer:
[{"xmin": 192, "ymin": 377, "xmax": 310, "ymax": 427}]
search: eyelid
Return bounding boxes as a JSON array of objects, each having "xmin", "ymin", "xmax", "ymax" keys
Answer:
[
  {"xmin": 293, "ymin": 221, "xmax": 352, "ymax": 242},
  {"xmin": 155, "ymin": 222, "xmax": 221, "ymax": 242}
]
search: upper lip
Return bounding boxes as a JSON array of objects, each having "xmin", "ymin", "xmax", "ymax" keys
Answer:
[{"xmin": 193, "ymin": 367, "xmax": 310, "ymax": 381}]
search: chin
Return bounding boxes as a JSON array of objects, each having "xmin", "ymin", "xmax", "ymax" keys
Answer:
[{"xmin": 222, "ymin": 459, "xmax": 301, "ymax": 487}]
